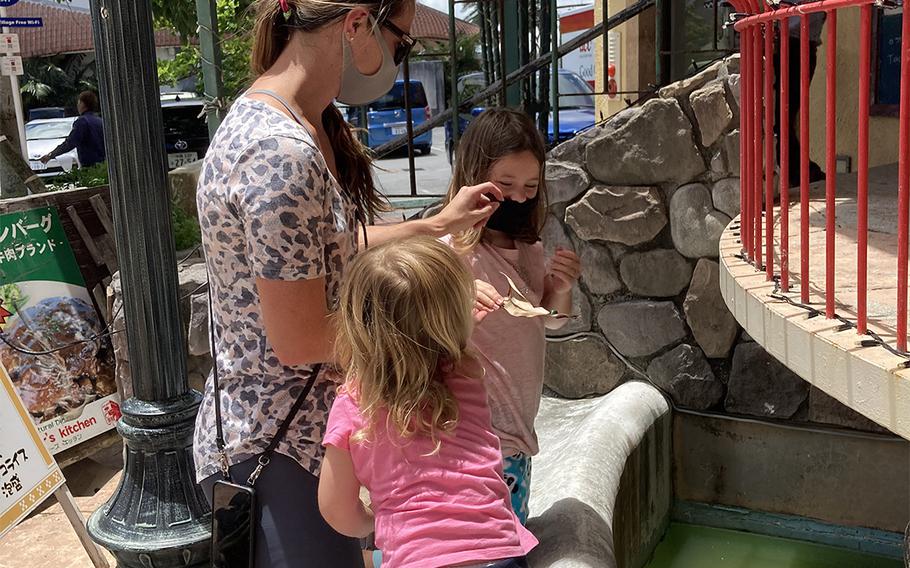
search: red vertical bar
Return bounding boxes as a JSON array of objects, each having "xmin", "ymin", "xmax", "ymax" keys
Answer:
[
  {"xmin": 739, "ymin": 27, "xmax": 748, "ymax": 254},
  {"xmin": 857, "ymin": 5, "xmax": 871, "ymax": 335},
  {"xmin": 825, "ymin": 11, "xmax": 837, "ymax": 319},
  {"xmin": 742, "ymin": 26, "xmax": 753, "ymax": 259},
  {"xmin": 800, "ymin": 15, "xmax": 811, "ymax": 304},
  {"xmin": 764, "ymin": 20, "xmax": 775, "ymax": 280},
  {"xmin": 754, "ymin": 25, "xmax": 763, "ymax": 266},
  {"xmin": 780, "ymin": 20, "xmax": 790, "ymax": 292},
  {"xmin": 898, "ymin": 5, "xmax": 910, "ymax": 352}
]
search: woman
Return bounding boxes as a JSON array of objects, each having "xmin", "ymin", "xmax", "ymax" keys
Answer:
[{"xmin": 193, "ymin": 1, "xmax": 502, "ymax": 566}]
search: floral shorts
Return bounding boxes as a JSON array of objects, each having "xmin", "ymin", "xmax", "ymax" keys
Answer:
[{"xmin": 502, "ymin": 453, "xmax": 532, "ymax": 525}]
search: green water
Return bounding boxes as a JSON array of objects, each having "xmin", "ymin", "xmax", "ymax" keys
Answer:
[{"xmin": 645, "ymin": 524, "xmax": 902, "ymax": 568}]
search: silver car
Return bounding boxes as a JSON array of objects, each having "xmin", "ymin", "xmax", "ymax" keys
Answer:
[{"xmin": 25, "ymin": 118, "xmax": 79, "ymax": 177}]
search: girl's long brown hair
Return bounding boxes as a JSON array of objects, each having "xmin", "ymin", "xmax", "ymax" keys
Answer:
[
  {"xmin": 335, "ymin": 237, "xmax": 476, "ymax": 454},
  {"xmin": 444, "ymin": 107, "xmax": 549, "ymax": 250},
  {"xmin": 251, "ymin": 0, "xmax": 407, "ymax": 218}
]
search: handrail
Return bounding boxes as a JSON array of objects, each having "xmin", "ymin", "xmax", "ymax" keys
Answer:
[{"xmin": 732, "ymin": 1, "xmax": 909, "ymax": 354}]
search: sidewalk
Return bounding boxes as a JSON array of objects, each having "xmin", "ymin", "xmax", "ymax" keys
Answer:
[{"xmin": 0, "ymin": 450, "xmax": 120, "ymax": 568}]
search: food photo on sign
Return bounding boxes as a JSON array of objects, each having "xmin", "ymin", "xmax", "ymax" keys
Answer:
[{"xmin": 0, "ymin": 206, "xmax": 119, "ymax": 454}]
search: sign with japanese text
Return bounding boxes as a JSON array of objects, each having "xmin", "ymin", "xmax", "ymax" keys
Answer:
[
  {"xmin": 0, "ymin": 55, "xmax": 21, "ymax": 76},
  {"xmin": 0, "ymin": 34, "xmax": 19, "ymax": 54},
  {"xmin": 0, "ymin": 361, "xmax": 64, "ymax": 540},
  {"xmin": 0, "ymin": 207, "xmax": 120, "ymax": 455}
]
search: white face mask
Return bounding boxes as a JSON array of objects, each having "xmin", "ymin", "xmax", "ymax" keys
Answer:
[{"xmin": 337, "ymin": 15, "xmax": 400, "ymax": 106}]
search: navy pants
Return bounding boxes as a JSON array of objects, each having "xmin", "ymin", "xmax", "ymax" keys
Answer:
[{"xmin": 201, "ymin": 453, "xmax": 364, "ymax": 568}]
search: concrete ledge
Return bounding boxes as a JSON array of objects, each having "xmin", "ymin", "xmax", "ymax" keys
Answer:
[
  {"xmin": 719, "ymin": 218, "xmax": 910, "ymax": 440},
  {"xmin": 528, "ymin": 381, "xmax": 672, "ymax": 568}
]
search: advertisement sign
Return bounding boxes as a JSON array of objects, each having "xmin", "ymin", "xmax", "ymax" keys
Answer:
[
  {"xmin": 0, "ymin": 207, "xmax": 120, "ymax": 455},
  {"xmin": 0, "ymin": 361, "xmax": 64, "ymax": 540}
]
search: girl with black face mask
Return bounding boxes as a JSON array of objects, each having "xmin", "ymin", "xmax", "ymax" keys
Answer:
[{"xmin": 440, "ymin": 108, "xmax": 582, "ymax": 526}]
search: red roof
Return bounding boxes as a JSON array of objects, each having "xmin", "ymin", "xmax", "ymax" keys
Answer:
[
  {"xmin": 9, "ymin": 0, "xmax": 183, "ymax": 59},
  {"xmin": 413, "ymin": 2, "xmax": 479, "ymax": 41}
]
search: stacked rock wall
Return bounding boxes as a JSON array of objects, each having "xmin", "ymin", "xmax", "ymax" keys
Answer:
[{"xmin": 542, "ymin": 55, "xmax": 884, "ymax": 433}]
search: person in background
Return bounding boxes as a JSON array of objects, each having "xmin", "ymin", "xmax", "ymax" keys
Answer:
[
  {"xmin": 774, "ymin": 9, "xmax": 827, "ymax": 186},
  {"xmin": 40, "ymin": 91, "xmax": 106, "ymax": 167}
]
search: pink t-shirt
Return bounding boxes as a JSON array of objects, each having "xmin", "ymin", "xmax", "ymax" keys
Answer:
[
  {"xmin": 447, "ymin": 237, "xmax": 548, "ymax": 457},
  {"xmin": 323, "ymin": 372, "xmax": 538, "ymax": 568}
]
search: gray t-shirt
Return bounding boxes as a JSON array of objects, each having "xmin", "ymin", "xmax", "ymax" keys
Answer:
[{"xmin": 193, "ymin": 97, "xmax": 358, "ymax": 481}]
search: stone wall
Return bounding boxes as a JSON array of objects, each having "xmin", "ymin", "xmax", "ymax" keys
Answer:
[{"xmin": 542, "ymin": 55, "xmax": 885, "ymax": 434}]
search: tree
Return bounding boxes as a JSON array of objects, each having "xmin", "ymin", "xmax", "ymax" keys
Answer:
[
  {"xmin": 20, "ymin": 54, "xmax": 97, "ymax": 112},
  {"xmin": 156, "ymin": 0, "xmax": 255, "ymax": 99}
]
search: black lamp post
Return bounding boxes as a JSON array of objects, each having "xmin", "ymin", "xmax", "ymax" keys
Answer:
[{"xmin": 85, "ymin": 1, "xmax": 211, "ymax": 565}]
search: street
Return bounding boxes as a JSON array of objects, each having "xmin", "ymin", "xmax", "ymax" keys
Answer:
[{"xmin": 372, "ymin": 128, "xmax": 451, "ymax": 198}]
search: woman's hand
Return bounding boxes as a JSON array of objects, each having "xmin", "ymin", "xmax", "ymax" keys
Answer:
[
  {"xmin": 436, "ymin": 182, "xmax": 504, "ymax": 234},
  {"xmin": 472, "ymin": 279, "xmax": 503, "ymax": 324},
  {"xmin": 545, "ymin": 248, "xmax": 582, "ymax": 295}
]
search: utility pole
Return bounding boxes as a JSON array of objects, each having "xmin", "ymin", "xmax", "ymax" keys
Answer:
[{"xmin": 85, "ymin": 1, "xmax": 210, "ymax": 566}]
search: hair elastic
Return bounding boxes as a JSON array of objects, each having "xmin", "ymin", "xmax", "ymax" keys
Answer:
[{"xmin": 278, "ymin": 0, "xmax": 291, "ymax": 18}]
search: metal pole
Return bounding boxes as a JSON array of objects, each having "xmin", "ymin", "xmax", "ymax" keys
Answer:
[
  {"xmin": 195, "ymin": 0, "xmax": 226, "ymax": 137},
  {"xmin": 449, "ymin": 0, "xmax": 459, "ymax": 150},
  {"xmin": 551, "ymin": 0, "xmax": 559, "ymax": 144},
  {"xmin": 86, "ymin": 1, "xmax": 209, "ymax": 565},
  {"xmin": 0, "ymin": 7, "xmax": 27, "ymax": 158},
  {"xmin": 403, "ymin": 57, "xmax": 417, "ymax": 197},
  {"xmin": 480, "ymin": 1, "xmax": 493, "ymax": 88},
  {"xmin": 538, "ymin": 0, "xmax": 550, "ymax": 137},
  {"xmin": 518, "ymin": 0, "xmax": 530, "ymax": 110},
  {"xmin": 655, "ymin": 0, "xmax": 670, "ymax": 86},
  {"xmin": 498, "ymin": 0, "xmax": 508, "ymax": 106}
]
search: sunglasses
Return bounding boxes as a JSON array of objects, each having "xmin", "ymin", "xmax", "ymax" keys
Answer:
[{"xmin": 381, "ymin": 19, "xmax": 415, "ymax": 65}]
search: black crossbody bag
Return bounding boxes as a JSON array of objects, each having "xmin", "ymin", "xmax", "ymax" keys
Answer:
[{"xmin": 207, "ymin": 284, "xmax": 320, "ymax": 568}]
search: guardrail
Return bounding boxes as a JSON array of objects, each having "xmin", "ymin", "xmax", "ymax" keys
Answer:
[{"xmin": 730, "ymin": 0, "xmax": 908, "ymax": 353}]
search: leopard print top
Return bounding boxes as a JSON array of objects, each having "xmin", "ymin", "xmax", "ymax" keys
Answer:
[{"xmin": 193, "ymin": 97, "xmax": 358, "ymax": 481}]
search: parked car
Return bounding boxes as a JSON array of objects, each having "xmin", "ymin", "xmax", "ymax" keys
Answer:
[
  {"xmin": 344, "ymin": 80, "xmax": 433, "ymax": 155},
  {"xmin": 161, "ymin": 95, "xmax": 210, "ymax": 170},
  {"xmin": 28, "ymin": 107, "xmax": 66, "ymax": 121},
  {"xmin": 25, "ymin": 117, "xmax": 79, "ymax": 177},
  {"xmin": 445, "ymin": 70, "xmax": 597, "ymax": 163}
]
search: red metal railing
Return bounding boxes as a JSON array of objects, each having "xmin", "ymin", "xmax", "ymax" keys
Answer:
[{"xmin": 730, "ymin": 0, "xmax": 909, "ymax": 354}]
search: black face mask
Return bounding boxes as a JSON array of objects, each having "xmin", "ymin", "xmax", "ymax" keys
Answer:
[{"xmin": 485, "ymin": 198, "xmax": 538, "ymax": 238}]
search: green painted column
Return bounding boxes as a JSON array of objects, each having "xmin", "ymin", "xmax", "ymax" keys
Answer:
[
  {"xmin": 502, "ymin": 0, "xmax": 521, "ymax": 107},
  {"xmin": 195, "ymin": 0, "xmax": 226, "ymax": 137}
]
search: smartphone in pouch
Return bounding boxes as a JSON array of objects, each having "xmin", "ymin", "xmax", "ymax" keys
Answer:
[{"xmin": 211, "ymin": 480, "xmax": 256, "ymax": 568}]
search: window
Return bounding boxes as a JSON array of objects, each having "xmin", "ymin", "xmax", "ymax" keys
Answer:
[
  {"xmin": 873, "ymin": 7, "xmax": 901, "ymax": 116},
  {"xmin": 369, "ymin": 83, "xmax": 428, "ymax": 111}
]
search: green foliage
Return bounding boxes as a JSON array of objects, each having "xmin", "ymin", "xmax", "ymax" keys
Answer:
[
  {"xmin": 171, "ymin": 199, "xmax": 202, "ymax": 251},
  {"xmin": 157, "ymin": 0, "xmax": 255, "ymax": 99},
  {"xmin": 20, "ymin": 54, "xmax": 97, "ymax": 111},
  {"xmin": 45, "ymin": 162, "xmax": 110, "ymax": 192}
]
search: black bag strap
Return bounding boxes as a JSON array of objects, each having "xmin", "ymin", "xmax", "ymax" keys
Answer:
[{"xmin": 208, "ymin": 269, "xmax": 320, "ymax": 485}]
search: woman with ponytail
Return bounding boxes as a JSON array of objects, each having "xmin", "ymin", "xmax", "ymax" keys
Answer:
[{"xmin": 193, "ymin": 1, "xmax": 502, "ymax": 566}]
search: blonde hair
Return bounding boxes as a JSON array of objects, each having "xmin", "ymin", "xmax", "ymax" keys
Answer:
[
  {"xmin": 336, "ymin": 237, "xmax": 476, "ymax": 453},
  {"xmin": 444, "ymin": 107, "xmax": 549, "ymax": 250},
  {"xmin": 250, "ymin": 0, "xmax": 409, "ymax": 218}
]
